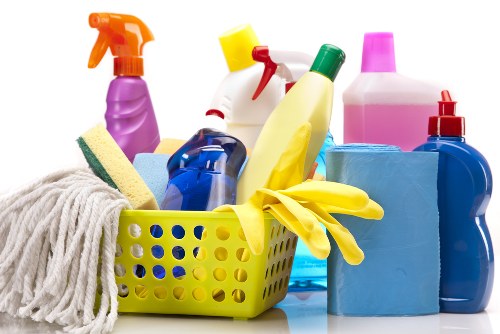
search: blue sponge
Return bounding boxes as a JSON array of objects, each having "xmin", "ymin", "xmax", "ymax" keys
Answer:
[{"xmin": 133, "ymin": 153, "xmax": 170, "ymax": 206}]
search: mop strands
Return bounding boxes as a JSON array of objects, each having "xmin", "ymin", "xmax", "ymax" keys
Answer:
[{"xmin": 0, "ymin": 168, "xmax": 130, "ymax": 333}]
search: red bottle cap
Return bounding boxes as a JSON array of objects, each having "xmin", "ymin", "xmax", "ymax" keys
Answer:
[
  {"xmin": 428, "ymin": 90, "xmax": 465, "ymax": 137},
  {"xmin": 205, "ymin": 109, "xmax": 225, "ymax": 119}
]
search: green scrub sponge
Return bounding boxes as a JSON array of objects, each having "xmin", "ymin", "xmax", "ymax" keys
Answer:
[{"xmin": 77, "ymin": 124, "xmax": 159, "ymax": 210}]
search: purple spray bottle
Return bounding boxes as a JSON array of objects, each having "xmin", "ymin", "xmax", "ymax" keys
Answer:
[{"xmin": 88, "ymin": 13, "xmax": 160, "ymax": 161}]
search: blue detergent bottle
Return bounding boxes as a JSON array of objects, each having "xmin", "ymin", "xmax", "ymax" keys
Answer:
[
  {"xmin": 161, "ymin": 109, "xmax": 247, "ymax": 211},
  {"xmin": 414, "ymin": 90, "xmax": 494, "ymax": 313}
]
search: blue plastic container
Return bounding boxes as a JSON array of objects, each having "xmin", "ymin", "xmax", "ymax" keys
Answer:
[
  {"xmin": 414, "ymin": 90, "xmax": 494, "ymax": 313},
  {"xmin": 161, "ymin": 126, "xmax": 247, "ymax": 211}
]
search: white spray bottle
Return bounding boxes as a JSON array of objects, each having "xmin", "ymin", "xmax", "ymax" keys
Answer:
[{"xmin": 210, "ymin": 24, "xmax": 314, "ymax": 150}]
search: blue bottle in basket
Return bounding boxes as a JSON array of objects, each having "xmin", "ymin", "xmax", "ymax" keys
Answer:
[
  {"xmin": 160, "ymin": 109, "xmax": 247, "ymax": 211},
  {"xmin": 287, "ymin": 133, "xmax": 334, "ymax": 291},
  {"xmin": 414, "ymin": 90, "xmax": 494, "ymax": 313}
]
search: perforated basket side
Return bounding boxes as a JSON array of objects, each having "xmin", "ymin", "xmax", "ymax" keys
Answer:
[
  {"xmin": 260, "ymin": 221, "xmax": 298, "ymax": 312},
  {"xmin": 114, "ymin": 210, "xmax": 297, "ymax": 319}
]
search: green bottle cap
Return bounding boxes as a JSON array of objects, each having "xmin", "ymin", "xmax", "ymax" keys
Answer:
[{"xmin": 310, "ymin": 44, "xmax": 346, "ymax": 81}]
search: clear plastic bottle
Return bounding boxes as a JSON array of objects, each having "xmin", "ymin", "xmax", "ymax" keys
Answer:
[{"xmin": 161, "ymin": 110, "xmax": 247, "ymax": 211}]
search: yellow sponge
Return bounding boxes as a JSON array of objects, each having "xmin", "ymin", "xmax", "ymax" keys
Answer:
[
  {"xmin": 77, "ymin": 125, "xmax": 159, "ymax": 210},
  {"xmin": 154, "ymin": 138, "xmax": 187, "ymax": 155}
]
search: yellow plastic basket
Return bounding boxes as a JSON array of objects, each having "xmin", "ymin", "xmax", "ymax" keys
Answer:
[{"xmin": 114, "ymin": 210, "xmax": 298, "ymax": 319}]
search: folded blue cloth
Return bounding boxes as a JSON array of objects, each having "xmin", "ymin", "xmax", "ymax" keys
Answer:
[{"xmin": 326, "ymin": 144, "xmax": 440, "ymax": 316}]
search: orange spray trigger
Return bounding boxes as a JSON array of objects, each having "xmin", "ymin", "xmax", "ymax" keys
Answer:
[
  {"xmin": 88, "ymin": 13, "xmax": 154, "ymax": 77},
  {"xmin": 252, "ymin": 46, "xmax": 278, "ymax": 100}
]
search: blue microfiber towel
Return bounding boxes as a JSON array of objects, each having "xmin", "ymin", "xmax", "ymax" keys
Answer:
[
  {"xmin": 326, "ymin": 144, "xmax": 440, "ymax": 316},
  {"xmin": 133, "ymin": 153, "xmax": 170, "ymax": 205}
]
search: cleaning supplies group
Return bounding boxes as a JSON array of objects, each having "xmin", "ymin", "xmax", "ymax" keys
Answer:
[
  {"xmin": 81, "ymin": 13, "xmax": 384, "ymax": 271},
  {"xmin": 81, "ymin": 11, "xmax": 493, "ymax": 317},
  {"xmin": 338, "ymin": 32, "xmax": 494, "ymax": 315},
  {"xmin": 1, "ymin": 11, "xmax": 492, "ymax": 334}
]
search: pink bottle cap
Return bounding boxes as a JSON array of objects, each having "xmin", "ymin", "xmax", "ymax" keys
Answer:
[{"xmin": 361, "ymin": 32, "xmax": 396, "ymax": 72}]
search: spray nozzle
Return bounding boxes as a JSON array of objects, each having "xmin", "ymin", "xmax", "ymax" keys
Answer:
[
  {"xmin": 438, "ymin": 90, "xmax": 457, "ymax": 116},
  {"xmin": 88, "ymin": 13, "xmax": 154, "ymax": 76},
  {"xmin": 251, "ymin": 46, "xmax": 278, "ymax": 100},
  {"xmin": 428, "ymin": 90, "xmax": 465, "ymax": 137},
  {"xmin": 252, "ymin": 46, "xmax": 314, "ymax": 100}
]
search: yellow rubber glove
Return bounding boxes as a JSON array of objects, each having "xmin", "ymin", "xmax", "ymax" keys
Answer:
[{"xmin": 215, "ymin": 122, "xmax": 384, "ymax": 265}]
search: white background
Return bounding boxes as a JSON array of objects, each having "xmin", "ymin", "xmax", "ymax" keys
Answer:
[{"xmin": 0, "ymin": 0, "xmax": 498, "ymax": 332}]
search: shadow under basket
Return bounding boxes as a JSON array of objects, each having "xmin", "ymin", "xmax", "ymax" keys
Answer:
[{"xmin": 113, "ymin": 210, "xmax": 298, "ymax": 319}]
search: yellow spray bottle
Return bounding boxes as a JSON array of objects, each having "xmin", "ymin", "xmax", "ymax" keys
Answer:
[{"xmin": 236, "ymin": 44, "xmax": 345, "ymax": 204}]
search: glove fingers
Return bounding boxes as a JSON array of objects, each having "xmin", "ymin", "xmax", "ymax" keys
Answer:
[
  {"xmin": 304, "ymin": 202, "xmax": 365, "ymax": 265},
  {"xmin": 259, "ymin": 188, "xmax": 317, "ymax": 232},
  {"xmin": 265, "ymin": 203, "xmax": 330, "ymax": 259},
  {"xmin": 280, "ymin": 180, "xmax": 370, "ymax": 211},
  {"xmin": 319, "ymin": 199, "xmax": 384, "ymax": 220}
]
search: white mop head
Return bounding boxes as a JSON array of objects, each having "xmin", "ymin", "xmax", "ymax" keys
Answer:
[{"xmin": 0, "ymin": 168, "xmax": 130, "ymax": 333}]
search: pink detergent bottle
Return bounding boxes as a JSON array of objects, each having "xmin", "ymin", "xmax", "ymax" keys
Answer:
[
  {"xmin": 343, "ymin": 32, "xmax": 439, "ymax": 151},
  {"xmin": 88, "ymin": 13, "xmax": 160, "ymax": 161}
]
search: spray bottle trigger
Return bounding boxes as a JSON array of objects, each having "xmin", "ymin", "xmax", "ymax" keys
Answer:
[
  {"xmin": 88, "ymin": 32, "xmax": 111, "ymax": 68},
  {"xmin": 252, "ymin": 46, "xmax": 278, "ymax": 100},
  {"xmin": 88, "ymin": 13, "xmax": 154, "ymax": 76}
]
